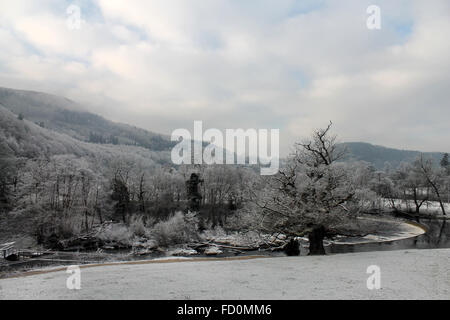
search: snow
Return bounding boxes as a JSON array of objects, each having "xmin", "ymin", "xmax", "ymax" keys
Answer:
[
  {"xmin": 204, "ymin": 246, "xmax": 223, "ymax": 255},
  {"xmin": 170, "ymin": 248, "xmax": 198, "ymax": 256},
  {"xmin": 1, "ymin": 249, "xmax": 449, "ymax": 299}
]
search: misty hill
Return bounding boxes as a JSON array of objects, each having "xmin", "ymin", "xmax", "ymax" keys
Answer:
[
  {"xmin": 0, "ymin": 87, "xmax": 175, "ymax": 151},
  {"xmin": 0, "ymin": 87, "xmax": 446, "ymax": 170},
  {"xmin": 341, "ymin": 142, "xmax": 446, "ymax": 169},
  {"xmin": 0, "ymin": 103, "xmax": 170, "ymax": 167}
]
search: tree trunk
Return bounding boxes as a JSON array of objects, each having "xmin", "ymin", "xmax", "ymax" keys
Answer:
[
  {"xmin": 308, "ymin": 226, "xmax": 326, "ymax": 255},
  {"xmin": 284, "ymin": 238, "xmax": 300, "ymax": 256},
  {"xmin": 97, "ymin": 207, "xmax": 103, "ymax": 224},
  {"xmin": 84, "ymin": 210, "xmax": 89, "ymax": 232}
]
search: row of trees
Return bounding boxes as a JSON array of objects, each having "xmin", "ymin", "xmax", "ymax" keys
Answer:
[
  {"xmin": 109, "ymin": 163, "xmax": 255, "ymax": 227},
  {"xmin": 371, "ymin": 155, "xmax": 449, "ymax": 215},
  {"xmin": 1, "ymin": 122, "xmax": 449, "ymax": 255},
  {"xmin": 0, "ymin": 152, "xmax": 257, "ymax": 243},
  {"xmin": 248, "ymin": 124, "xmax": 449, "ymax": 254}
]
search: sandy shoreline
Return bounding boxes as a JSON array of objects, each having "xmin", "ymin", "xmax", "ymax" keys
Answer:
[{"xmin": 1, "ymin": 248, "xmax": 449, "ymax": 300}]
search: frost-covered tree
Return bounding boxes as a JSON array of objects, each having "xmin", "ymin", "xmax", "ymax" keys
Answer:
[
  {"xmin": 415, "ymin": 155, "xmax": 446, "ymax": 216},
  {"xmin": 254, "ymin": 123, "xmax": 362, "ymax": 255},
  {"xmin": 0, "ymin": 155, "xmax": 17, "ymax": 212},
  {"xmin": 395, "ymin": 161, "xmax": 429, "ymax": 214},
  {"xmin": 441, "ymin": 153, "xmax": 450, "ymax": 176},
  {"xmin": 441, "ymin": 153, "xmax": 449, "ymax": 168},
  {"xmin": 111, "ymin": 168, "xmax": 131, "ymax": 223}
]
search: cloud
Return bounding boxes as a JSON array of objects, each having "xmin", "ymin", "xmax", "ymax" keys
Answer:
[{"xmin": 0, "ymin": 0, "xmax": 449, "ymax": 155}]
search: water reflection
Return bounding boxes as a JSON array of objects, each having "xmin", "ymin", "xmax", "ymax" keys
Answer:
[{"xmin": 328, "ymin": 218, "xmax": 450, "ymax": 254}]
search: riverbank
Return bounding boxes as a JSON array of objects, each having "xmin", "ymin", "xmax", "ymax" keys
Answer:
[
  {"xmin": 1, "ymin": 248, "xmax": 449, "ymax": 299},
  {"xmin": 0, "ymin": 215, "xmax": 427, "ymax": 275}
]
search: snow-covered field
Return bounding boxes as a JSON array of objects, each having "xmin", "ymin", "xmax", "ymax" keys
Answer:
[{"xmin": 1, "ymin": 249, "xmax": 449, "ymax": 300}]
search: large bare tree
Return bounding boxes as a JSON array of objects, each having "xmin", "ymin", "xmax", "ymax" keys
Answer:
[{"xmin": 254, "ymin": 123, "xmax": 361, "ymax": 255}]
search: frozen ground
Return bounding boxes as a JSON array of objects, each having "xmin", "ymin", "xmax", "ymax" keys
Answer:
[{"xmin": 1, "ymin": 249, "xmax": 449, "ymax": 300}]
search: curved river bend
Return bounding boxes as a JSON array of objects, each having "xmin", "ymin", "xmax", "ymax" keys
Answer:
[{"xmin": 328, "ymin": 218, "xmax": 449, "ymax": 254}]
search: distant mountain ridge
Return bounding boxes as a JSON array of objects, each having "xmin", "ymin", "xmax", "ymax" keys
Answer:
[
  {"xmin": 0, "ymin": 87, "xmax": 446, "ymax": 169},
  {"xmin": 0, "ymin": 103, "xmax": 170, "ymax": 167},
  {"xmin": 0, "ymin": 87, "xmax": 175, "ymax": 151},
  {"xmin": 340, "ymin": 142, "xmax": 446, "ymax": 169}
]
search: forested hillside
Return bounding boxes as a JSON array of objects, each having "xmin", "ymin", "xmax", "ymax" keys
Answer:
[
  {"xmin": 340, "ymin": 142, "xmax": 445, "ymax": 169},
  {"xmin": 0, "ymin": 87, "xmax": 175, "ymax": 151},
  {"xmin": 0, "ymin": 101, "xmax": 254, "ymax": 250},
  {"xmin": 1, "ymin": 88, "xmax": 449, "ymax": 256}
]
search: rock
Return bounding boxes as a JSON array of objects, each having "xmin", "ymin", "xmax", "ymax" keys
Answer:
[
  {"xmin": 131, "ymin": 240, "xmax": 158, "ymax": 255},
  {"xmin": 5, "ymin": 254, "xmax": 19, "ymax": 261},
  {"xmin": 171, "ymin": 248, "xmax": 198, "ymax": 256},
  {"xmin": 204, "ymin": 246, "xmax": 223, "ymax": 255},
  {"xmin": 284, "ymin": 238, "xmax": 300, "ymax": 256},
  {"xmin": 277, "ymin": 234, "xmax": 287, "ymax": 240},
  {"xmin": 268, "ymin": 235, "xmax": 287, "ymax": 246},
  {"xmin": 100, "ymin": 240, "xmax": 131, "ymax": 250},
  {"xmin": 132, "ymin": 248, "xmax": 153, "ymax": 256}
]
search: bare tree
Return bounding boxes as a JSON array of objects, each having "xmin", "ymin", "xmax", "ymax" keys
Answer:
[
  {"xmin": 111, "ymin": 168, "xmax": 130, "ymax": 223},
  {"xmin": 0, "ymin": 155, "xmax": 17, "ymax": 212},
  {"xmin": 80, "ymin": 170, "xmax": 93, "ymax": 231},
  {"xmin": 416, "ymin": 155, "xmax": 446, "ymax": 216},
  {"xmin": 254, "ymin": 123, "xmax": 360, "ymax": 255},
  {"xmin": 394, "ymin": 161, "xmax": 429, "ymax": 214}
]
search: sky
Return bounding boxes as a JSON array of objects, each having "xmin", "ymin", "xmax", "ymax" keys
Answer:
[{"xmin": 0, "ymin": 0, "xmax": 449, "ymax": 156}]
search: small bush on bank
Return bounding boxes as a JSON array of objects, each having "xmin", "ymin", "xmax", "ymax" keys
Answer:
[
  {"xmin": 201, "ymin": 225, "xmax": 227, "ymax": 240},
  {"xmin": 57, "ymin": 215, "xmax": 83, "ymax": 238},
  {"xmin": 222, "ymin": 208, "xmax": 255, "ymax": 231},
  {"xmin": 151, "ymin": 211, "xmax": 199, "ymax": 247},
  {"xmin": 129, "ymin": 215, "xmax": 147, "ymax": 237},
  {"xmin": 34, "ymin": 209, "xmax": 83, "ymax": 245},
  {"xmin": 96, "ymin": 223, "xmax": 133, "ymax": 245}
]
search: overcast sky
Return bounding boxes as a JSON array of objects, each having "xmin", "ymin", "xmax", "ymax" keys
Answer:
[{"xmin": 0, "ymin": 0, "xmax": 449, "ymax": 156}]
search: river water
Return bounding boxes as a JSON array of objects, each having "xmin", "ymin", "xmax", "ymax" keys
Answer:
[
  {"xmin": 328, "ymin": 218, "xmax": 450, "ymax": 254},
  {"xmin": 2, "ymin": 218, "xmax": 449, "ymax": 275}
]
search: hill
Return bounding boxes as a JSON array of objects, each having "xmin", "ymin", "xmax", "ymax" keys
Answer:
[
  {"xmin": 0, "ymin": 87, "xmax": 446, "ymax": 169},
  {"xmin": 340, "ymin": 142, "xmax": 446, "ymax": 169},
  {"xmin": 0, "ymin": 102, "xmax": 170, "ymax": 167},
  {"xmin": 0, "ymin": 87, "xmax": 175, "ymax": 151},
  {"xmin": 0, "ymin": 102, "xmax": 171, "ymax": 243}
]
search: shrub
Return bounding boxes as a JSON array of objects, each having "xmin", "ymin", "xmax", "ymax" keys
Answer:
[
  {"xmin": 129, "ymin": 215, "xmax": 147, "ymax": 237},
  {"xmin": 151, "ymin": 211, "xmax": 199, "ymax": 247},
  {"xmin": 201, "ymin": 225, "xmax": 227, "ymax": 240},
  {"xmin": 96, "ymin": 223, "xmax": 133, "ymax": 245},
  {"xmin": 34, "ymin": 211, "xmax": 83, "ymax": 245},
  {"xmin": 57, "ymin": 215, "xmax": 83, "ymax": 238},
  {"xmin": 223, "ymin": 208, "xmax": 255, "ymax": 231}
]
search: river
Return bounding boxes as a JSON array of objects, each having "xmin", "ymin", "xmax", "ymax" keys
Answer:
[{"xmin": 329, "ymin": 218, "xmax": 449, "ymax": 254}]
